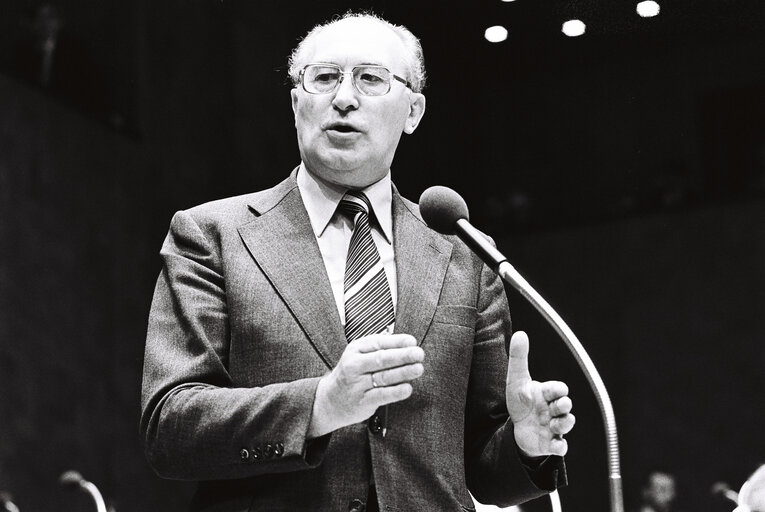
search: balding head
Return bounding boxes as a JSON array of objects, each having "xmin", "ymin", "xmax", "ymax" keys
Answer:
[
  {"xmin": 738, "ymin": 465, "xmax": 765, "ymax": 512},
  {"xmin": 288, "ymin": 12, "xmax": 426, "ymax": 93}
]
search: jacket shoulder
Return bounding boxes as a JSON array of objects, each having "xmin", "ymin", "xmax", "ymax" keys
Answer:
[{"xmin": 180, "ymin": 175, "xmax": 298, "ymax": 228}]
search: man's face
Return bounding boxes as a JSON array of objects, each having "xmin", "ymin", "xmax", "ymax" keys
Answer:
[
  {"xmin": 291, "ymin": 18, "xmax": 426, "ymax": 189},
  {"xmin": 644, "ymin": 473, "xmax": 676, "ymax": 510}
]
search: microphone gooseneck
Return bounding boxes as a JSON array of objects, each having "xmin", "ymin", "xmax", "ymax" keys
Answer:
[{"xmin": 420, "ymin": 185, "xmax": 625, "ymax": 512}]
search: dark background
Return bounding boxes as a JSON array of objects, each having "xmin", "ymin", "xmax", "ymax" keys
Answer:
[{"xmin": 0, "ymin": 0, "xmax": 763, "ymax": 510}]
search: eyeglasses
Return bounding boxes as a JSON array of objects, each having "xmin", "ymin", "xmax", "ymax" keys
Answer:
[{"xmin": 299, "ymin": 64, "xmax": 411, "ymax": 96}]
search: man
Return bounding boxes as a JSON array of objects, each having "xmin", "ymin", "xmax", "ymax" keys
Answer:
[{"xmin": 140, "ymin": 13, "xmax": 575, "ymax": 512}]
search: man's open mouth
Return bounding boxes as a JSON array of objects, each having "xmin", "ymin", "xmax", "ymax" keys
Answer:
[{"xmin": 327, "ymin": 124, "xmax": 359, "ymax": 133}]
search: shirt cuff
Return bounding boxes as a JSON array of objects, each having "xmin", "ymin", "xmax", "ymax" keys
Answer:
[{"xmin": 517, "ymin": 451, "xmax": 567, "ymax": 491}]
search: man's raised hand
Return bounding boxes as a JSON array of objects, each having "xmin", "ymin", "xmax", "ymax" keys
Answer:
[
  {"xmin": 505, "ymin": 331, "xmax": 575, "ymax": 457},
  {"xmin": 308, "ymin": 334, "xmax": 425, "ymax": 438}
]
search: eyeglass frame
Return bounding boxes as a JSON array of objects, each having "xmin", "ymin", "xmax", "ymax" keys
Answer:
[{"xmin": 298, "ymin": 63, "xmax": 412, "ymax": 96}]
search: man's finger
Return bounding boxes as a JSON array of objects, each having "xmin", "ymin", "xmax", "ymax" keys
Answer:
[
  {"xmin": 549, "ymin": 396, "xmax": 573, "ymax": 417},
  {"xmin": 357, "ymin": 346, "xmax": 424, "ymax": 373},
  {"xmin": 370, "ymin": 363, "xmax": 425, "ymax": 387},
  {"xmin": 506, "ymin": 331, "xmax": 531, "ymax": 385},
  {"xmin": 365, "ymin": 382, "xmax": 414, "ymax": 406},
  {"xmin": 541, "ymin": 381, "xmax": 569, "ymax": 402},
  {"xmin": 353, "ymin": 333, "xmax": 417, "ymax": 353},
  {"xmin": 548, "ymin": 436, "xmax": 568, "ymax": 457},
  {"xmin": 550, "ymin": 414, "xmax": 576, "ymax": 436}
]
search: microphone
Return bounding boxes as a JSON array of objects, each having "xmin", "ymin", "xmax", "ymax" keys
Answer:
[
  {"xmin": 0, "ymin": 491, "xmax": 20, "ymax": 512},
  {"xmin": 419, "ymin": 185, "xmax": 624, "ymax": 512},
  {"xmin": 59, "ymin": 470, "xmax": 108, "ymax": 512},
  {"xmin": 419, "ymin": 186, "xmax": 507, "ymax": 271},
  {"xmin": 711, "ymin": 481, "xmax": 739, "ymax": 505}
]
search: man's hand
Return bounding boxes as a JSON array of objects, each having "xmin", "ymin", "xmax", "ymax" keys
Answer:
[
  {"xmin": 308, "ymin": 334, "xmax": 424, "ymax": 438},
  {"xmin": 505, "ymin": 331, "xmax": 575, "ymax": 457}
]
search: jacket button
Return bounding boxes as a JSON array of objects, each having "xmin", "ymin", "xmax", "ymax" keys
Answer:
[
  {"xmin": 348, "ymin": 498, "xmax": 365, "ymax": 512},
  {"xmin": 239, "ymin": 448, "xmax": 250, "ymax": 462},
  {"xmin": 368, "ymin": 414, "xmax": 383, "ymax": 435},
  {"xmin": 274, "ymin": 442, "xmax": 284, "ymax": 457},
  {"xmin": 264, "ymin": 443, "xmax": 274, "ymax": 458}
]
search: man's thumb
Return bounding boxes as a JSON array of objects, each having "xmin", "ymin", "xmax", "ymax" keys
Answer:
[{"xmin": 506, "ymin": 331, "xmax": 531, "ymax": 384}]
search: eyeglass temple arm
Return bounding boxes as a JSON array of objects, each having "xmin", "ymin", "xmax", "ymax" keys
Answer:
[{"xmin": 391, "ymin": 74, "xmax": 412, "ymax": 89}]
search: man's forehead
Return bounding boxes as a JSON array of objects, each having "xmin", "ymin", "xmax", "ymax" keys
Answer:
[
  {"xmin": 650, "ymin": 474, "xmax": 674, "ymax": 486},
  {"xmin": 305, "ymin": 18, "xmax": 407, "ymax": 67}
]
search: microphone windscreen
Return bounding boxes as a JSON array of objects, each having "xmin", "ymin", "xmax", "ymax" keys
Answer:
[
  {"xmin": 419, "ymin": 186, "xmax": 470, "ymax": 234},
  {"xmin": 59, "ymin": 470, "xmax": 84, "ymax": 488}
]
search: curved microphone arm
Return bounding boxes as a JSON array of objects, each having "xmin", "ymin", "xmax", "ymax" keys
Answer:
[
  {"xmin": 81, "ymin": 481, "xmax": 107, "ymax": 512},
  {"xmin": 497, "ymin": 261, "xmax": 624, "ymax": 512},
  {"xmin": 60, "ymin": 471, "xmax": 107, "ymax": 512}
]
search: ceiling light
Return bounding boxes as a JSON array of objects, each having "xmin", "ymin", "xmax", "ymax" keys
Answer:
[
  {"xmin": 636, "ymin": 1, "xmax": 660, "ymax": 17},
  {"xmin": 562, "ymin": 19, "xmax": 586, "ymax": 37},
  {"xmin": 484, "ymin": 25, "xmax": 508, "ymax": 43}
]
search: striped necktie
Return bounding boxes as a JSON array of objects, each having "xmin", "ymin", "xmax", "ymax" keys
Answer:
[{"xmin": 338, "ymin": 191, "xmax": 395, "ymax": 342}]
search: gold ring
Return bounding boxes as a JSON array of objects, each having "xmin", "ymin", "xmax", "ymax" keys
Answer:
[{"xmin": 371, "ymin": 373, "xmax": 379, "ymax": 388}]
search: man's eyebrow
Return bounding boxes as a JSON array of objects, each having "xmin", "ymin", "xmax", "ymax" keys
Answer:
[{"xmin": 309, "ymin": 61, "xmax": 386, "ymax": 69}]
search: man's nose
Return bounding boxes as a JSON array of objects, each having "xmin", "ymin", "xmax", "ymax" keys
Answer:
[{"xmin": 332, "ymin": 74, "xmax": 360, "ymax": 112}]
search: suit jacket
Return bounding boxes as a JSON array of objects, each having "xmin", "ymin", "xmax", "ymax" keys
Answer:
[{"xmin": 140, "ymin": 171, "xmax": 564, "ymax": 511}]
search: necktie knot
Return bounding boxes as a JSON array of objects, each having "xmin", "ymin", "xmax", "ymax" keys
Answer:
[{"xmin": 338, "ymin": 191, "xmax": 372, "ymax": 224}]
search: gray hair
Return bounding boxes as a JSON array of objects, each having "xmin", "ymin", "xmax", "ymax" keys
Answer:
[{"xmin": 287, "ymin": 12, "xmax": 427, "ymax": 93}]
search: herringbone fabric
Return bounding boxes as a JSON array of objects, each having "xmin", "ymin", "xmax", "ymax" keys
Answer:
[{"xmin": 339, "ymin": 191, "xmax": 395, "ymax": 341}]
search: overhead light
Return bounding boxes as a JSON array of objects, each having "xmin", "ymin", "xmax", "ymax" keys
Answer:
[
  {"xmin": 562, "ymin": 19, "xmax": 586, "ymax": 37},
  {"xmin": 501, "ymin": 0, "xmax": 516, "ymax": 2},
  {"xmin": 484, "ymin": 25, "xmax": 508, "ymax": 43},
  {"xmin": 636, "ymin": 1, "xmax": 660, "ymax": 17}
]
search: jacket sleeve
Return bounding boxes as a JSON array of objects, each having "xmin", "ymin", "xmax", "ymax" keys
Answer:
[
  {"xmin": 139, "ymin": 210, "xmax": 330, "ymax": 481},
  {"xmin": 463, "ymin": 261, "xmax": 567, "ymax": 506}
]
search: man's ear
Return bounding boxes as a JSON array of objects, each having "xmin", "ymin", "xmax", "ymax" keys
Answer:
[
  {"xmin": 403, "ymin": 93, "xmax": 426, "ymax": 134},
  {"xmin": 291, "ymin": 88, "xmax": 299, "ymax": 115}
]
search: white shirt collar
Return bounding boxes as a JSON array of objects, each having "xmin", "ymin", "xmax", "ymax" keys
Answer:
[{"xmin": 297, "ymin": 162, "xmax": 393, "ymax": 243}]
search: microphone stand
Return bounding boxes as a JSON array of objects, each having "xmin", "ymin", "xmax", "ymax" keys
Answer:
[
  {"xmin": 549, "ymin": 490, "xmax": 563, "ymax": 512},
  {"xmin": 60, "ymin": 471, "xmax": 108, "ymax": 512},
  {"xmin": 420, "ymin": 188, "xmax": 624, "ymax": 511},
  {"xmin": 498, "ymin": 260, "xmax": 624, "ymax": 512},
  {"xmin": 80, "ymin": 480, "xmax": 108, "ymax": 512}
]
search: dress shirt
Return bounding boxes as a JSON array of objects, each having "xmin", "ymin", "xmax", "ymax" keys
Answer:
[{"xmin": 296, "ymin": 163, "xmax": 397, "ymax": 326}]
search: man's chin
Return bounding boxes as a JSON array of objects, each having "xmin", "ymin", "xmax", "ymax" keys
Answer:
[{"xmin": 306, "ymin": 160, "xmax": 386, "ymax": 189}]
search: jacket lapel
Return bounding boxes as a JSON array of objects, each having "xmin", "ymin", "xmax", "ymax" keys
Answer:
[
  {"xmin": 392, "ymin": 189, "xmax": 453, "ymax": 345},
  {"xmin": 237, "ymin": 175, "xmax": 347, "ymax": 369}
]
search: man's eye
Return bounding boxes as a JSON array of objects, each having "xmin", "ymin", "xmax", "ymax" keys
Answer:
[
  {"xmin": 359, "ymin": 72, "xmax": 385, "ymax": 83},
  {"xmin": 314, "ymin": 73, "xmax": 338, "ymax": 83}
]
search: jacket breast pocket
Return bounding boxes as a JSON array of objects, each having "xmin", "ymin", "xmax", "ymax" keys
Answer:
[{"xmin": 432, "ymin": 305, "xmax": 477, "ymax": 329}]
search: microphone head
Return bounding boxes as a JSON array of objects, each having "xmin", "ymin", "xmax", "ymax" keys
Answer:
[
  {"xmin": 419, "ymin": 186, "xmax": 469, "ymax": 234},
  {"xmin": 711, "ymin": 482, "xmax": 731, "ymax": 494},
  {"xmin": 59, "ymin": 470, "xmax": 84, "ymax": 488}
]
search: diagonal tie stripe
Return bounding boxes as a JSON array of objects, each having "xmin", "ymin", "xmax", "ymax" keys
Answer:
[{"xmin": 339, "ymin": 190, "xmax": 395, "ymax": 342}]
